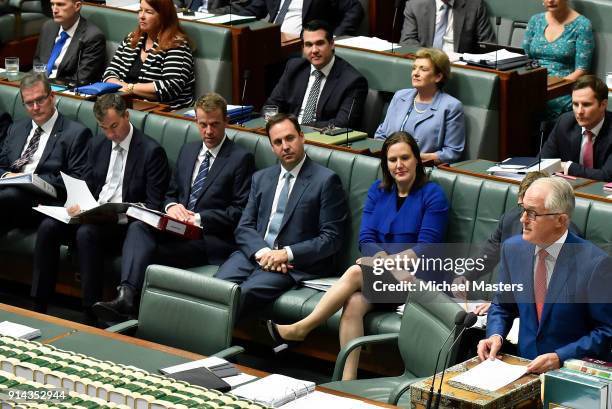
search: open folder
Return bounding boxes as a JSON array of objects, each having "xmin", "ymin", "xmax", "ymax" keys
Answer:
[
  {"xmin": 0, "ymin": 173, "xmax": 57, "ymax": 198},
  {"xmin": 126, "ymin": 204, "xmax": 202, "ymax": 240}
]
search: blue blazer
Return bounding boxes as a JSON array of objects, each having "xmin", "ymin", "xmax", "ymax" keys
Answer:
[
  {"xmin": 359, "ymin": 180, "xmax": 448, "ymax": 257},
  {"xmin": 374, "ymin": 88, "xmax": 465, "ymax": 163},
  {"xmin": 487, "ymin": 232, "xmax": 612, "ymax": 363},
  {"xmin": 234, "ymin": 156, "xmax": 348, "ymax": 282}
]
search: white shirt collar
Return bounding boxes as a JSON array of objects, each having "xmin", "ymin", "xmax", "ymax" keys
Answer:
[
  {"xmin": 33, "ymin": 110, "xmax": 59, "ymax": 135},
  {"xmin": 281, "ymin": 153, "xmax": 306, "ymax": 179},
  {"xmin": 435, "ymin": 0, "xmax": 453, "ymax": 9},
  {"xmin": 200, "ymin": 135, "xmax": 226, "ymax": 159},
  {"xmin": 114, "ymin": 123, "xmax": 133, "ymax": 152},
  {"xmin": 60, "ymin": 16, "xmax": 80, "ymax": 37},
  {"xmin": 582, "ymin": 116, "xmax": 605, "ymax": 139},
  {"xmin": 535, "ymin": 229, "xmax": 568, "ymax": 260},
  {"xmin": 310, "ymin": 55, "xmax": 335, "ymax": 77}
]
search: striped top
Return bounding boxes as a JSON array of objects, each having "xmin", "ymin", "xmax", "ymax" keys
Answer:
[{"xmin": 103, "ymin": 33, "xmax": 195, "ymax": 110}]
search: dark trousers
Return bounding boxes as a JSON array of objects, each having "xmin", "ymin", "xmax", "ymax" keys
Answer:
[
  {"xmin": 31, "ymin": 217, "xmax": 126, "ymax": 307},
  {"xmin": 120, "ymin": 221, "xmax": 235, "ymax": 291},
  {"xmin": 214, "ymin": 250, "xmax": 296, "ymax": 316},
  {"xmin": 0, "ymin": 187, "xmax": 49, "ymax": 230}
]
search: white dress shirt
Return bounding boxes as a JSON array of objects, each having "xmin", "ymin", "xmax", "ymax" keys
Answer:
[
  {"xmin": 22, "ymin": 110, "xmax": 59, "ymax": 174},
  {"xmin": 49, "ymin": 17, "xmax": 80, "ymax": 79},
  {"xmin": 297, "ymin": 56, "xmax": 335, "ymax": 123},
  {"xmin": 256, "ymin": 153, "xmax": 307, "ymax": 262},
  {"xmin": 562, "ymin": 116, "xmax": 605, "ymax": 173},
  {"xmin": 435, "ymin": 0, "xmax": 455, "ymax": 55},
  {"xmin": 534, "ymin": 229, "xmax": 568, "ymax": 288},
  {"xmin": 98, "ymin": 123, "xmax": 134, "ymax": 204},
  {"xmin": 278, "ymin": 0, "xmax": 304, "ymax": 35}
]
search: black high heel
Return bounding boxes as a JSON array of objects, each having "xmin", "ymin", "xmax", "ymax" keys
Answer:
[{"xmin": 266, "ymin": 319, "xmax": 301, "ymax": 354}]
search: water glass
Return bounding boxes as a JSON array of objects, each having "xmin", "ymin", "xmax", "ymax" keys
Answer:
[
  {"xmin": 262, "ymin": 105, "xmax": 279, "ymax": 122},
  {"xmin": 33, "ymin": 63, "xmax": 47, "ymax": 74},
  {"xmin": 5, "ymin": 57, "xmax": 19, "ymax": 80},
  {"xmin": 607, "ymin": 72, "xmax": 612, "ymax": 89}
]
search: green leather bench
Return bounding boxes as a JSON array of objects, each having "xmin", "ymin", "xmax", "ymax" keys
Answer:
[
  {"xmin": 80, "ymin": 4, "xmax": 233, "ymax": 102},
  {"xmin": 335, "ymin": 46, "xmax": 500, "ymax": 161}
]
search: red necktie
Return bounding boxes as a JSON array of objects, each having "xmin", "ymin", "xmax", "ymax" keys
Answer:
[
  {"xmin": 582, "ymin": 129, "xmax": 594, "ymax": 169},
  {"xmin": 534, "ymin": 248, "xmax": 548, "ymax": 322}
]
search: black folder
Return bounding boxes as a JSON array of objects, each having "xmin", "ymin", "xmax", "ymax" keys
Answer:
[{"xmin": 166, "ymin": 367, "xmax": 231, "ymax": 392}]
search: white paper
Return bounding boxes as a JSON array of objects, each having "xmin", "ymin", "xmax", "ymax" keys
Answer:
[
  {"xmin": 0, "ymin": 321, "xmax": 41, "ymax": 340},
  {"xmin": 201, "ymin": 14, "xmax": 255, "ymax": 24},
  {"xmin": 33, "ymin": 205, "xmax": 71, "ymax": 223},
  {"xmin": 450, "ymin": 358, "xmax": 527, "ymax": 392},
  {"xmin": 301, "ymin": 277, "xmax": 339, "ymax": 291},
  {"xmin": 225, "ymin": 373, "xmax": 257, "ymax": 388},
  {"xmin": 159, "ymin": 357, "xmax": 228, "ymax": 374},
  {"xmin": 487, "ymin": 159, "xmax": 562, "ymax": 180},
  {"xmin": 279, "ymin": 391, "xmax": 381, "ymax": 409},
  {"xmin": 232, "ymin": 374, "xmax": 315, "ymax": 407},
  {"xmin": 335, "ymin": 36, "xmax": 398, "ymax": 52},
  {"xmin": 118, "ymin": 3, "xmax": 140, "ymax": 10},
  {"xmin": 61, "ymin": 172, "xmax": 98, "ymax": 210},
  {"xmin": 178, "ymin": 11, "xmax": 215, "ymax": 20},
  {"xmin": 462, "ymin": 49, "xmax": 526, "ymax": 64}
]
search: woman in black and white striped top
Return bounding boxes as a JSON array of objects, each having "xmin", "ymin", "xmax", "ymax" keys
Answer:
[{"xmin": 103, "ymin": 0, "xmax": 195, "ymax": 110}]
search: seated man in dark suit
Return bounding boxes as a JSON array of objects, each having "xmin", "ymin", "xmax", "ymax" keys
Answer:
[
  {"xmin": 478, "ymin": 177, "xmax": 612, "ymax": 372},
  {"xmin": 265, "ymin": 20, "xmax": 367, "ymax": 129},
  {"xmin": 30, "ymin": 94, "xmax": 171, "ymax": 322},
  {"xmin": 400, "ymin": 0, "xmax": 494, "ymax": 54},
  {"xmin": 215, "ymin": 113, "xmax": 348, "ymax": 316},
  {"xmin": 238, "ymin": 0, "xmax": 363, "ymax": 36},
  {"xmin": 0, "ymin": 73, "xmax": 91, "ymax": 228},
  {"xmin": 92, "ymin": 93, "xmax": 255, "ymax": 322},
  {"xmin": 33, "ymin": 0, "xmax": 106, "ymax": 85},
  {"xmin": 541, "ymin": 75, "xmax": 612, "ymax": 181}
]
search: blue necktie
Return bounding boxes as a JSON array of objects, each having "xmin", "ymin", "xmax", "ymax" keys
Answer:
[
  {"xmin": 47, "ymin": 31, "xmax": 70, "ymax": 76},
  {"xmin": 273, "ymin": 0, "xmax": 292, "ymax": 24},
  {"xmin": 433, "ymin": 2, "xmax": 449, "ymax": 49},
  {"xmin": 187, "ymin": 151, "xmax": 211, "ymax": 211},
  {"xmin": 265, "ymin": 172, "xmax": 293, "ymax": 248}
]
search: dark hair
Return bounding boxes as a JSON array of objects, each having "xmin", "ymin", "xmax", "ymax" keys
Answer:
[
  {"xmin": 20, "ymin": 73, "xmax": 51, "ymax": 96},
  {"xmin": 130, "ymin": 0, "xmax": 191, "ymax": 51},
  {"xmin": 302, "ymin": 20, "xmax": 333, "ymax": 43},
  {"xmin": 518, "ymin": 171, "xmax": 549, "ymax": 199},
  {"xmin": 195, "ymin": 92, "xmax": 227, "ymax": 117},
  {"xmin": 265, "ymin": 113, "xmax": 301, "ymax": 138},
  {"xmin": 573, "ymin": 75, "xmax": 608, "ymax": 103},
  {"xmin": 379, "ymin": 131, "xmax": 426, "ymax": 192},
  {"xmin": 93, "ymin": 94, "xmax": 127, "ymax": 121}
]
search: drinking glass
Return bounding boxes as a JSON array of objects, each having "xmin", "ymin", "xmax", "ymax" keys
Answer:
[
  {"xmin": 5, "ymin": 57, "xmax": 19, "ymax": 80},
  {"xmin": 262, "ymin": 105, "xmax": 279, "ymax": 122}
]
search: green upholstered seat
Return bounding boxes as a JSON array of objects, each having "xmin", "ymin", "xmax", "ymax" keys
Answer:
[
  {"xmin": 106, "ymin": 264, "xmax": 244, "ymax": 358},
  {"xmin": 322, "ymin": 290, "xmax": 462, "ymax": 405}
]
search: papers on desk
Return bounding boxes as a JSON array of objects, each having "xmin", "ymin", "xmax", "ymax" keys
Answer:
[
  {"xmin": 301, "ymin": 277, "xmax": 339, "ymax": 291},
  {"xmin": 231, "ymin": 374, "xmax": 315, "ymax": 407},
  {"xmin": 335, "ymin": 36, "xmax": 398, "ymax": 52},
  {"xmin": 178, "ymin": 11, "xmax": 215, "ymax": 20},
  {"xmin": 279, "ymin": 390, "xmax": 382, "ymax": 409},
  {"xmin": 202, "ymin": 14, "xmax": 257, "ymax": 24},
  {"xmin": 487, "ymin": 158, "xmax": 562, "ymax": 180},
  {"xmin": 117, "ymin": 2, "xmax": 140, "ymax": 10},
  {"xmin": 449, "ymin": 358, "xmax": 528, "ymax": 392},
  {"xmin": 0, "ymin": 321, "xmax": 41, "ymax": 340},
  {"xmin": 461, "ymin": 49, "xmax": 527, "ymax": 66}
]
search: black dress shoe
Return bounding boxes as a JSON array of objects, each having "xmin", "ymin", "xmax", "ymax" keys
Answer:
[
  {"xmin": 91, "ymin": 285, "xmax": 136, "ymax": 323},
  {"xmin": 266, "ymin": 319, "xmax": 300, "ymax": 354}
]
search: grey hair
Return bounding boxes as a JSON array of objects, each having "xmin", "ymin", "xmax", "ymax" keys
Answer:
[
  {"xmin": 20, "ymin": 73, "xmax": 51, "ymax": 96},
  {"xmin": 531, "ymin": 177, "xmax": 575, "ymax": 216}
]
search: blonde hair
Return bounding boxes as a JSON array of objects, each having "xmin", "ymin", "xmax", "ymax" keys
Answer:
[{"xmin": 415, "ymin": 48, "xmax": 451, "ymax": 88}]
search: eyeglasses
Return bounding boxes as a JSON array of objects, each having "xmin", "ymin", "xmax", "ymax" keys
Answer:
[
  {"xmin": 518, "ymin": 204, "xmax": 563, "ymax": 221},
  {"xmin": 22, "ymin": 93, "xmax": 50, "ymax": 109}
]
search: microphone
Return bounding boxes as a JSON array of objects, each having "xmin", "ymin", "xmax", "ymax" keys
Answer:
[
  {"xmin": 74, "ymin": 39, "xmax": 85, "ymax": 96},
  {"xmin": 538, "ymin": 121, "xmax": 545, "ymax": 171},
  {"xmin": 240, "ymin": 69, "xmax": 251, "ymax": 126},
  {"xmin": 433, "ymin": 312, "xmax": 478, "ymax": 409},
  {"xmin": 424, "ymin": 310, "xmax": 467, "ymax": 409},
  {"xmin": 345, "ymin": 96, "xmax": 356, "ymax": 147},
  {"xmin": 494, "ymin": 16, "xmax": 501, "ymax": 71},
  {"xmin": 390, "ymin": 0, "xmax": 403, "ymax": 54}
]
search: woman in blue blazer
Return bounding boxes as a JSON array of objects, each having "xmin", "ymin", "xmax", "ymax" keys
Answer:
[
  {"xmin": 375, "ymin": 48, "xmax": 465, "ymax": 164},
  {"xmin": 267, "ymin": 131, "xmax": 449, "ymax": 380}
]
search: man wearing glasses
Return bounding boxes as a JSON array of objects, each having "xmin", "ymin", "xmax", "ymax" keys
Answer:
[
  {"xmin": 477, "ymin": 177, "xmax": 612, "ymax": 373},
  {"xmin": 0, "ymin": 73, "xmax": 90, "ymax": 229}
]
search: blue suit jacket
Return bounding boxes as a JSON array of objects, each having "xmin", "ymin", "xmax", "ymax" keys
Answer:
[
  {"xmin": 234, "ymin": 156, "xmax": 348, "ymax": 282},
  {"xmin": 487, "ymin": 232, "xmax": 612, "ymax": 363},
  {"xmin": 374, "ymin": 88, "xmax": 465, "ymax": 163}
]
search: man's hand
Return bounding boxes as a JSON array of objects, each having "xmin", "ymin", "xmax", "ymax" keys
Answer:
[
  {"xmin": 257, "ymin": 249, "xmax": 290, "ymax": 273},
  {"xmin": 452, "ymin": 275, "xmax": 468, "ymax": 299},
  {"xmin": 167, "ymin": 204, "xmax": 195, "ymax": 224},
  {"xmin": 66, "ymin": 204, "xmax": 82, "ymax": 217},
  {"xmin": 2, "ymin": 172, "xmax": 22, "ymax": 178},
  {"xmin": 526, "ymin": 353, "xmax": 560, "ymax": 374},
  {"xmin": 474, "ymin": 302, "xmax": 491, "ymax": 316},
  {"xmin": 477, "ymin": 335, "xmax": 503, "ymax": 361},
  {"xmin": 420, "ymin": 152, "xmax": 439, "ymax": 164}
]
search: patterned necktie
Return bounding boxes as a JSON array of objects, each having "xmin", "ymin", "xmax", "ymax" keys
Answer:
[
  {"xmin": 265, "ymin": 172, "xmax": 293, "ymax": 248},
  {"xmin": 582, "ymin": 129, "xmax": 594, "ymax": 169},
  {"xmin": 188, "ymin": 151, "xmax": 211, "ymax": 211},
  {"xmin": 301, "ymin": 70, "xmax": 324, "ymax": 124},
  {"xmin": 47, "ymin": 31, "xmax": 70, "ymax": 76},
  {"xmin": 433, "ymin": 2, "xmax": 450, "ymax": 49},
  {"xmin": 100, "ymin": 145, "xmax": 125, "ymax": 203},
  {"xmin": 534, "ymin": 248, "xmax": 548, "ymax": 322},
  {"xmin": 11, "ymin": 126, "xmax": 43, "ymax": 172},
  {"xmin": 273, "ymin": 0, "xmax": 292, "ymax": 24}
]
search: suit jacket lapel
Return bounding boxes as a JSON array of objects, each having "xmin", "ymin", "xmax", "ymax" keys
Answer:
[
  {"xmin": 301, "ymin": 0, "xmax": 312, "ymax": 19},
  {"xmin": 13, "ymin": 122, "xmax": 33, "ymax": 162},
  {"xmin": 121, "ymin": 130, "xmax": 142, "ymax": 201},
  {"xmin": 58, "ymin": 19, "xmax": 85, "ymax": 74},
  {"xmin": 519, "ymin": 243, "xmax": 539, "ymax": 331},
  {"xmin": 37, "ymin": 114, "xmax": 62, "ymax": 168},
  {"xmin": 594, "ymin": 114, "xmax": 612, "ymax": 167},
  {"xmin": 193, "ymin": 138, "xmax": 231, "ymax": 205},
  {"xmin": 316, "ymin": 61, "xmax": 340, "ymax": 116},
  {"xmin": 94, "ymin": 139, "xmax": 112, "ymax": 197},
  {"xmin": 279, "ymin": 157, "xmax": 312, "ymax": 233},
  {"xmin": 538, "ymin": 239, "xmax": 575, "ymax": 331},
  {"xmin": 259, "ymin": 165, "xmax": 281, "ymax": 235},
  {"xmin": 425, "ymin": 0, "xmax": 436, "ymax": 46},
  {"xmin": 296, "ymin": 64, "xmax": 311, "ymax": 114},
  {"xmin": 452, "ymin": 0, "xmax": 466, "ymax": 52},
  {"xmin": 182, "ymin": 143, "xmax": 201, "ymax": 202}
]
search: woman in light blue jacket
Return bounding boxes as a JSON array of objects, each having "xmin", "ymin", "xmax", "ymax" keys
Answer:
[{"xmin": 375, "ymin": 48, "xmax": 465, "ymax": 164}]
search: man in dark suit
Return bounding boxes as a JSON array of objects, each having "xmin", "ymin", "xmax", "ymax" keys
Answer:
[
  {"xmin": 400, "ymin": 0, "xmax": 494, "ymax": 54},
  {"xmin": 541, "ymin": 75, "xmax": 612, "ymax": 182},
  {"xmin": 30, "ymin": 94, "xmax": 170, "ymax": 322},
  {"xmin": 478, "ymin": 177, "xmax": 612, "ymax": 372},
  {"xmin": 92, "ymin": 93, "xmax": 255, "ymax": 322},
  {"xmin": 266, "ymin": 20, "xmax": 367, "ymax": 129},
  {"xmin": 0, "ymin": 73, "xmax": 90, "ymax": 228},
  {"xmin": 238, "ymin": 0, "xmax": 363, "ymax": 36},
  {"xmin": 33, "ymin": 0, "xmax": 105, "ymax": 85},
  {"xmin": 215, "ymin": 113, "xmax": 347, "ymax": 316}
]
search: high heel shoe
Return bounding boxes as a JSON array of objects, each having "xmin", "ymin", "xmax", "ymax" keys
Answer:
[{"xmin": 266, "ymin": 319, "xmax": 300, "ymax": 354}]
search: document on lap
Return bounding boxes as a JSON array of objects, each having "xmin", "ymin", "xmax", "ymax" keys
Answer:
[
  {"xmin": 0, "ymin": 173, "xmax": 57, "ymax": 198},
  {"xmin": 126, "ymin": 204, "xmax": 202, "ymax": 239},
  {"xmin": 33, "ymin": 172, "xmax": 130, "ymax": 224}
]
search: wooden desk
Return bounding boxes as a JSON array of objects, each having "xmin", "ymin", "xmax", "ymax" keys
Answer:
[
  {"xmin": 0, "ymin": 303, "xmax": 398, "ymax": 408},
  {"xmin": 546, "ymin": 76, "xmax": 575, "ymax": 101}
]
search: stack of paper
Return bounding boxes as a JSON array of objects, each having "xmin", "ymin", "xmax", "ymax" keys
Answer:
[
  {"xmin": 449, "ymin": 358, "xmax": 527, "ymax": 392},
  {"xmin": 462, "ymin": 49, "xmax": 527, "ymax": 66},
  {"xmin": 0, "ymin": 321, "xmax": 41, "ymax": 340},
  {"xmin": 335, "ymin": 36, "xmax": 398, "ymax": 52},
  {"xmin": 487, "ymin": 158, "xmax": 562, "ymax": 181},
  {"xmin": 232, "ymin": 374, "xmax": 315, "ymax": 407}
]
